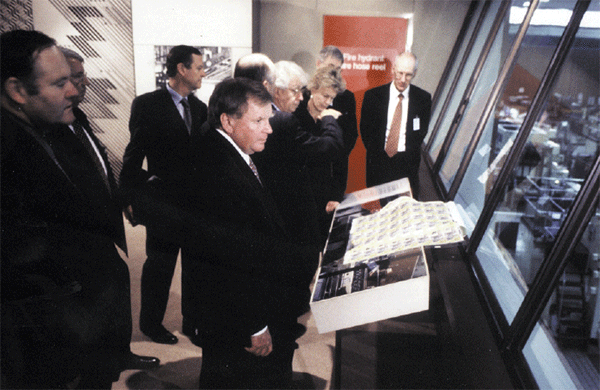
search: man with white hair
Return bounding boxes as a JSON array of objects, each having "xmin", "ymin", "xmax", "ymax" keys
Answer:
[
  {"xmin": 272, "ymin": 60, "xmax": 308, "ymax": 113},
  {"xmin": 361, "ymin": 52, "xmax": 431, "ymax": 199},
  {"xmin": 235, "ymin": 54, "xmax": 343, "ymax": 243}
]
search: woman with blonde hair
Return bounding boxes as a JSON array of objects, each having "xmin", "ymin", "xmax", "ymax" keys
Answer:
[{"xmin": 294, "ymin": 65, "xmax": 346, "ymax": 245}]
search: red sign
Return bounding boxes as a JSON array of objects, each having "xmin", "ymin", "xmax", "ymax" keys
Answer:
[{"xmin": 324, "ymin": 15, "xmax": 409, "ymax": 192}]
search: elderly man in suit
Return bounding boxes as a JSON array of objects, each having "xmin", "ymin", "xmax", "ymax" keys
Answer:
[
  {"xmin": 235, "ymin": 54, "xmax": 343, "ymax": 249},
  {"xmin": 120, "ymin": 45, "xmax": 207, "ymax": 344},
  {"xmin": 360, "ymin": 52, "xmax": 431, "ymax": 199},
  {"xmin": 1, "ymin": 30, "xmax": 157, "ymax": 389},
  {"xmin": 186, "ymin": 77, "xmax": 320, "ymax": 389}
]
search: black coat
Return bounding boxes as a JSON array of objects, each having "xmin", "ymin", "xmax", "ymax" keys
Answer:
[
  {"xmin": 1, "ymin": 107, "xmax": 131, "ymax": 387},
  {"xmin": 360, "ymin": 82, "xmax": 431, "ymax": 191},
  {"xmin": 253, "ymin": 109, "xmax": 343, "ymax": 247},
  {"xmin": 184, "ymin": 124, "xmax": 320, "ymax": 346},
  {"xmin": 120, "ymin": 87, "xmax": 207, "ymax": 202},
  {"xmin": 331, "ymin": 88, "xmax": 358, "ymax": 195}
]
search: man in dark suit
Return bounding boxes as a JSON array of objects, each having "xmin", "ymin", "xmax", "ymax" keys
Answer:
[
  {"xmin": 235, "ymin": 54, "xmax": 343, "ymax": 248},
  {"xmin": 186, "ymin": 77, "xmax": 320, "ymax": 389},
  {"xmin": 120, "ymin": 45, "xmax": 208, "ymax": 344},
  {"xmin": 360, "ymin": 52, "xmax": 431, "ymax": 199},
  {"xmin": 1, "ymin": 30, "xmax": 157, "ymax": 389},
  {"xmin": 316, "ymin": 45, "xmax": 358, "ymax": 210}
]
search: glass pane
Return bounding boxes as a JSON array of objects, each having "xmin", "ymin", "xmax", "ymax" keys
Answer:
[
  {"xmin": 429, "ymin": 0, "xmax": 506, "ymax": 162},
  {"xmin": 524, "ymin": 204, "xmax": 600, "ymax": 389},
  {"xmin": 474, "ymin": 0, "xmax": 598, "ymax": 317},
  {"xmin": 473, "ymin": 1, "xmax": 599, "ymax": 386},
  {"xmin": 425, "ymin": 1, "xmax": 487, "ymax": 146},
  {"xmin": 451, "ymin": 0, "xmax": 586, "ymax": 234}
]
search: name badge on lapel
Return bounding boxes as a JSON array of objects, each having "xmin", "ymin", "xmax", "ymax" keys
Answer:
[{"xmin": 413, "ymin": 116, "xmax": 421, "ymax": 131}]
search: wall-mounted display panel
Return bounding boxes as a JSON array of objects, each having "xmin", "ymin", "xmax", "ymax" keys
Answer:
[{"xmin": 131, "ymin": 0, "xmax": 252, "ymax": 103}]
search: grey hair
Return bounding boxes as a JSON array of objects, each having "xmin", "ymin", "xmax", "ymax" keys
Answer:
[
  {"xmin": 59, "ymin": 46, "xmax": 84, "ymax": 63},
  {"xmin": 274, "ymin": 61, "xmax": 308, "ymax": 90},
  {"xmin": 318, "ymin": 45, "xmax": 344, "ymax": 64}
]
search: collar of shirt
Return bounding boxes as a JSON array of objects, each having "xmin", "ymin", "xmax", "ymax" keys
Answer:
[
  {"xmin": 215, "ymin": 128, "xmax": 251, "ymax": 166},
  {"xmin": 166, "ymin": 83, "xmax": 187, "ymax": 106},
  {"xmin": 390, "ymin": 82, "xmax": 410, "ymax": 103},
  {"xmin": 167, "ymin": 83, "xmax": 190, "ymax": 123}
]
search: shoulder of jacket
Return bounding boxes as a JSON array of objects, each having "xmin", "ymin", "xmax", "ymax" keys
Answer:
[{"xmin": 410, "ymin": 84, "xmax": 431, "ymax": 98}]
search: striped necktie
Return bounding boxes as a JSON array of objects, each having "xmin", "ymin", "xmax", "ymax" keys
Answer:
[
  {"xmin": 385, "ymin": 93, "xmax": 404, "ymax": 157},
  {"xmin": 181, "ymin": 98, "xmax": 192, "ymax": 134},
  {"xmin": 249, "ymin": 158, "xmax": 262, "ymax": 185}
]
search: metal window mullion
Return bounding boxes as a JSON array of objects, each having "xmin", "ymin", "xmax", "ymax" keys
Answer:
[
  {"xmin": 500, "ymin": 0, "xmax": 594, "ymax": 354},
  {"xmin": 447, "ymin": 0, "xmax": 540, "ymax": 199},
  {"xmin": 433, "ymin": 0, "xmax": 512, "ymax": 174},
  {"xmin": 467, "ymin": 0, "xmax": 592, "ymax": 255},
  {"xmin": 430, "ymin": 0, "xmax": 480, "ymax": 116},
  {"xmin": 507, "ymin": 153, "xmax": 599, "ymax": 353},
  {"xmin": 426, "ymin": 0, "xmax": 489, "ymax": 153}
]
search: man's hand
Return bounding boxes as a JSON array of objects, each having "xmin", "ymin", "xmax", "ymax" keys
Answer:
[
  {"xmin": 326, "ymin": 201, "xmax": 340, "ymax": 214},
  {"xmin": 245, "ymin": 328, "xmax": 273, "ymax": 357},
  {"xmin": 123, "ymin": 205, "xmax": 139, "ymax": 226}
]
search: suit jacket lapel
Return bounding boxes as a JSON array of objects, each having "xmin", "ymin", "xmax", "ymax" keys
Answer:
[
  {"xmin": 377, "ymin": 83, "xmax": 392, "ymax": 150},
  {"xmin": 211, "ymin": 129, "xmax": 287, "ymax": 234},
  {"xmin": 160, "ymin": 88, "xmax": 190, "ymax": 138}
]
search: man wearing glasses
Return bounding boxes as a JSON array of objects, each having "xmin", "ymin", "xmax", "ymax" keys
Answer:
[{"xmin": 360, "ymin": 52, "xmax": 431, "ymax": 200}]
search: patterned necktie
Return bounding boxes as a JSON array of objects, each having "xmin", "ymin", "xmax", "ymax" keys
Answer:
[
  {"xmin": 181, "ymin": 99, "xmax": 192, "ymax": 134},
  {"xmin": 249, "ymin": 158, "xmax": 262, "ymax": 185},
  {"xmin": 385, "ymin": 93, "xmax": 404, "ymax": 157},
  {"xmin": 72, "ymin": 120, "xmax": 111, "ymax": 193}
]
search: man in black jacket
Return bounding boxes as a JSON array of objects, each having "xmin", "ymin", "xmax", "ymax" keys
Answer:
[
  {"xmin": 236, "ymin": 54, "xmax": 343, "ymax": 248},
  {"xmin": 1, "ymin": 30, "xmax": 157, "ymax": 390},
  {"xmin": 360, "ymin": 52, "xmax": 431, "ymax": 199},
  {"xmin": 187, "ymin": 77, "xmax": 320, "ymax": 389},
  {"xmin": 120, "ymin": 45, "xmax": 207, "ymax": 344}
]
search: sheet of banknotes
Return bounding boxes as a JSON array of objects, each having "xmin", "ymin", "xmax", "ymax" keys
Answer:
[{"xmin": 343, "ymin": 196, "xmax": 465, "ymax": 264}]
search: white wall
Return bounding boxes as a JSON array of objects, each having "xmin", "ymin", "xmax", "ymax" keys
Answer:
[
  {"xmin": 132, "ymin": 0, "xmax": 253, "ymax": 102},
  {"xmin": 256, "ymin": 0, "xmax": 472, "ymax": 96}
]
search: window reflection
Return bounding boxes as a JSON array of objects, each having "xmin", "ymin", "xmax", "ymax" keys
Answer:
[
  {"xmin": 524, "ymin": 205, "xmax": 600, "ymax": 389},
  {"xmin": 470, "ymin": 1, "xmax": 599, "ymax": 388}
]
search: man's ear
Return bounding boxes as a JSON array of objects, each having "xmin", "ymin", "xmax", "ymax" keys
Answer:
[
  {"xmin": 4, "ymin": 77, "xmax": 28, "ymax": 105},
  {"xmin": 177, "ymin": 62, "xmax": 187, "ymax": 76},
  {"xmin": 220, "ymin": 112, "xmax": 234, "ymax": 135}
]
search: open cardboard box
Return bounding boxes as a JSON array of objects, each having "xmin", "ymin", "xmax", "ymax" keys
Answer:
[{"xmin": 310, "ymin": 178, "xmax": 431, "ymax": 333}]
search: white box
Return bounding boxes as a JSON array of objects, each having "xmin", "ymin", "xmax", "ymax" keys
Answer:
[
  {"xmin": 310, "ymin": 247, "xmax": 429, "ymax": 334},
  {"xmin": 308, "ymin": 178, "xmax": 465, "ymax": 334}
]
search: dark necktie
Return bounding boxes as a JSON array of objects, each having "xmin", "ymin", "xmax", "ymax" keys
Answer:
[
  {"xmin": 385, "ymin": 93, "xmax": 404, "ymax": 157},
  {"xmin": 72, "ymin": 120, "xmax": 111, "ymax": 193},
  {"xmin": 181, "ymin": 99, "xmax": 192, "ymax": 134},
  {"xmin": 249, "ymin": 158, "xmax": 262, "ymax": 185}
]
